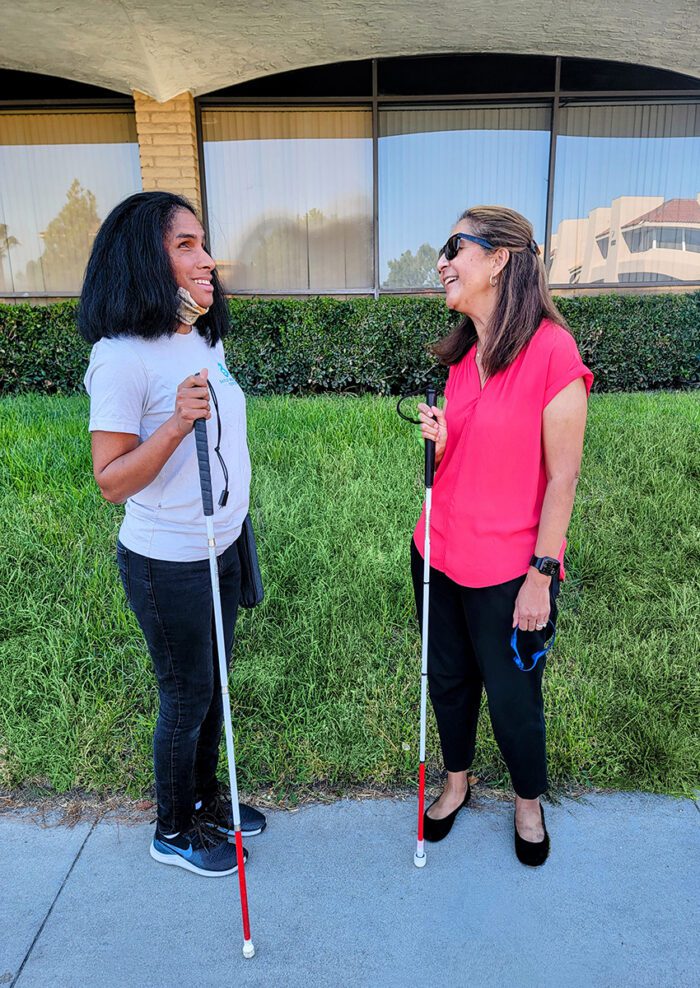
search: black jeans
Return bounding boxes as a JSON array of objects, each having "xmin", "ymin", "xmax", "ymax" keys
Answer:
[
  {"xmin": 411, "ymin": 541, "xmax": 559, "ymax": 799},
  {"xmin": 117, "ymin": 538, "xmax": 241, "ymax": 832}
]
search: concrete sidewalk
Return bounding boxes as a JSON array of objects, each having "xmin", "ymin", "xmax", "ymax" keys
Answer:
[{"xmin": 2, "ymin": 793, "xmax": 698, "ymax": 987}]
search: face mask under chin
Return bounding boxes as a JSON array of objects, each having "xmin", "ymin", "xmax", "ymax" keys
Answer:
[{"xmin": 176, "ymin": 286, "xmax": 210, "ymax": 326}]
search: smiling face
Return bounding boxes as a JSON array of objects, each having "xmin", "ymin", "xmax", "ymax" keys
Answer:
[
  {"xmin": 164, "ymin": 208, "xmax": 215, "ymax": 309},
  {"xmin": 436, "ymin": 221, "xmax": 500, "ymax": 314}
]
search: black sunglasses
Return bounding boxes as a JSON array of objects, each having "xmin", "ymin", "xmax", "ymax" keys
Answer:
[{"xmin": 438, "ymin": 232, "xmax": 495, "ymax": 261}]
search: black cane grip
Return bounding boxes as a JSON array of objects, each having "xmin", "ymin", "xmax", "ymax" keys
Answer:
[
  {"xmin": 425, "ymin": 386, "xmax": 437, "ymax": 488},
  {"xmin": 194, "ymin": 418, "xmax": 214, "ymax": 517}
]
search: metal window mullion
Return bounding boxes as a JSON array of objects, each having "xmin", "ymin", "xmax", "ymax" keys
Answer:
[
  {"xmin": 0, "ymin": 291, "xmax": 80, "ymax": 298},
  {"xmin": 196, "ymin": 90, "xmax": 700, "ymax": 111},
  {"xmin": 547, "ymin": 282, "xmax": 700, "ymax": 290},
  {"xmin": 544, "ymin": 57, "xmax": 561, "ymax": 272},
  {"xmin": 558, "ymin": 89, "xmax": 700, "ymax": 101},
  {"xmin": 0, "ymin": 100, "xmax": 134, "ymax": 112},
  {"xmin": 6, "ymin": 282, "xmax": 700, "ymax": 302},
  {"xmin": 372, "ymin": 59, "xmax": 380, "ymax": 300},
  {"xmin": 194, "ymin": 98, "xmax": 211, "ymax": 239},
  {"xmin": 197, "ymin": 96, "xmax": 373, "ymax": 106},
  {"xmin": 222, "ymin": 287, "xmax": 376, "ymax": 296}
]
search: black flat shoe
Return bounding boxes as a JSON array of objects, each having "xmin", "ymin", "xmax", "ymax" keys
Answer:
[
  {"xmin": 423, "ymin": 781, "xmax": 471, "ymax": 843},
  {"xmin": 514, "ymin": 804, "xmax": 550, "ymax": 866}
]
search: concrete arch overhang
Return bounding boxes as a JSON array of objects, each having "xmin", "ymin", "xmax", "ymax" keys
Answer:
[{"xmin": 1, "ymin": 1, "xmax": 699, "ymax": 102}]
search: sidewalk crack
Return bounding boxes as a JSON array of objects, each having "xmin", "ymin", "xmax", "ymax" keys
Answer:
[{"xmin": 10, "ymin": 818, "xmax": 98, "ymax": 988}]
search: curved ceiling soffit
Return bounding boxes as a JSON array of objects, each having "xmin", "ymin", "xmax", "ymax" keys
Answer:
[{"xmin": 0, "ymin": 1, "xmax": 698, "ymax": 101}]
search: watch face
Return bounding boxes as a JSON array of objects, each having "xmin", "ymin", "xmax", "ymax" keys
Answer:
[{"xmin": 540, "ymin": 558, "xmax": 560, "ymax": 577}]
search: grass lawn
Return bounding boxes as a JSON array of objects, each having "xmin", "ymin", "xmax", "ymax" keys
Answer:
[{"xmin": 0, "ymin": 392, "xmax": 698, "ymax": 800}]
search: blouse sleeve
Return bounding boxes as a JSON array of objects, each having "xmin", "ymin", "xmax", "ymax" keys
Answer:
[
  {"xmin": 543, "ymin": 329, "xmax": 594, "ymax": 407},
  {"xmin": 84, "ymin": 340, "xmax": 149, "ymax": 435}
]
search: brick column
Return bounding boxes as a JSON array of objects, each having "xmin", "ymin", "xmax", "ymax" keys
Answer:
[{"xmin": 133, "ymin": 91, "xmax": 202, "ymax": 214}]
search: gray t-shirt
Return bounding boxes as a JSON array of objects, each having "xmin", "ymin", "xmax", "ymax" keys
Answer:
[{"xmin": 84, "ymin": 330, "xmax": 251, "ymax": 562}]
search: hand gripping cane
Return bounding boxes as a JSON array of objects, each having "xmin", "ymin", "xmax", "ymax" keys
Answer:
[
  {"xmin": 414, "ymin": 386, "xmax": 437, "ymax": 868},
  {"xmin": 194, "ymin": 417, "xmax": 255, "ymax": 960}
]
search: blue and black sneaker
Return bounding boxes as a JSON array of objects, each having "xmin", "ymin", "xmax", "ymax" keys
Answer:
[
  {"xmin": 195, "ymin": 787, "xmax": 267, "ymax": 839},
  {"xmin": 150, "ymin": 816, "xmax": 248, "ymax": 878}
]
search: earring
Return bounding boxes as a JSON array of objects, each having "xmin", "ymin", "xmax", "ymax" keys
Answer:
[{"xmin": 489, "ymin": 273, "xmax": 499, "ymax": 288}]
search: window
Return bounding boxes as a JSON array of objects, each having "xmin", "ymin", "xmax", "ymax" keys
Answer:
[
  {"xmin": 0, "ymin": 110, "xmax": 141, "ymax": 293},
  {"xmin": 378, "ymin": 105, "xmax": 551, "ymax": 289},
  {"xmin": 201, "ymin": 109, "xmax": 373, "ymax": 292},
  {"xmin": 550, "ymin": 103, "xmax": 700, "ymax": 286},
  {"xmin": 200, "ymin": 56, "xmax": 700, "ymax": 295}
]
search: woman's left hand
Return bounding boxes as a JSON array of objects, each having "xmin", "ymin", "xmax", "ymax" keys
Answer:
[{"xmin": 512, "ymin": 572, "xmax": 551, "ymax": 632}]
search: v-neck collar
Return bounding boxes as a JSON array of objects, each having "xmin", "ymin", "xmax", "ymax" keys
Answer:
[{"xmin": 472, "ymin": 345, "xmax": 488, "ymax": 393}]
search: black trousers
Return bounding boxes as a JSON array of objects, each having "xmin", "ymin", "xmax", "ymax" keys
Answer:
[
  {"xmin": 411, "ymin": 541, "xmax": 559, "ymax": 799},
  {"xmin": 117, "ymin": 538, "xmax": 241, "ymax": 833}
]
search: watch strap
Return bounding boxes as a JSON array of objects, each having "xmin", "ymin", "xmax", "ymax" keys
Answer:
[{"xmin": 529, "ymin": 554, "xmax": 560, "ymax": 577}]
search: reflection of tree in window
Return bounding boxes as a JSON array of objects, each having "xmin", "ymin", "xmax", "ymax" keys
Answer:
[
  {"xmin": 225, "ymin": 207, "xmax": 372, "ymax": 291},
  {"xmin": 384, "ymin": 243, "xmax": 441, "ymax": 289},
  {"xmin": 23, "ymin": 179, "xmax": 101, "ymax": 293},
  {"xmin": 0, "ymin": 224, "xmax": 19, "ymax": 292}
]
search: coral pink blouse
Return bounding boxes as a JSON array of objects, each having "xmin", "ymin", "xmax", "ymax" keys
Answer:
[{"xmin": 413, "ymin": 319, "xmax": 593, "ymax": 588}]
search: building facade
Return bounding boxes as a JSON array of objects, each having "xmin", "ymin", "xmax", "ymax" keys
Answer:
[{"xmin": 1, "ymin": 11, "xmax": 699, "ymax": 301}]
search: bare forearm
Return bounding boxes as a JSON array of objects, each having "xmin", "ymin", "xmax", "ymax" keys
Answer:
[
  {"xmin": 534, "ymin": 474, "xmax": 580, "ymax": 560},
  {"xmin": 97, "ymin": 418, "xmax": 185, "ymax": 502}
]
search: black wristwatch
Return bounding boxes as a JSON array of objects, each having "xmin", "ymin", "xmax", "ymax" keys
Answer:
[{"xmin": 529, "ymin": 555, "xmax": 560, "ymax": 578}]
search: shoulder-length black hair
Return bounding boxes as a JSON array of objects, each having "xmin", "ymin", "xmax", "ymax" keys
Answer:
[{"xmin": 77, "ymin": 191, "xmax": 229, "ymax": 345}]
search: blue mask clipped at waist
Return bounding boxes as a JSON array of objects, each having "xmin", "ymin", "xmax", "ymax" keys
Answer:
[{"xmin": 510, "ymin": 620, "xmax": 556, "ymax": 672}]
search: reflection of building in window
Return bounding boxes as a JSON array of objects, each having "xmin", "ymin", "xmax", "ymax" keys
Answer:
[{"xmin": 550, "ymin": 195, "xmax": 700, "ymax": 285}]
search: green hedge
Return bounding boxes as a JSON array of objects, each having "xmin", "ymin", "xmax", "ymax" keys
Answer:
[{"xmin": 1, "ymin": 293, "xmax": 699, "ymax": 396}]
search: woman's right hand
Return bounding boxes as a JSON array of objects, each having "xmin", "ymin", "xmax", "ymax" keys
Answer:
[
  {"xmin": 418, "ymin": 401, "xmax": 447, "ymax": 465},
  {"xmin": 171, "ymin": 368, "xmax": 211, "ymax": 436}
]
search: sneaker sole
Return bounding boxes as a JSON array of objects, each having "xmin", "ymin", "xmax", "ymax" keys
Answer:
[
  {"xmin": 223, "ymin": 825, "xmax": 265, "ymax": 838},
  {"xmin": 205, "ymin": 821, "xmax": 267, "ymax": 838},
  {"xmin": 149, "ymin": 843, "xmax": 245, "ymax": 878}
]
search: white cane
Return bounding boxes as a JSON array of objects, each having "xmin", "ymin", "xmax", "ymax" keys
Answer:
[
  {"xmin": 393, "ymin": 386, "xmax": 439, "ymax": 868},
  {"xmin": 414, "ymin": 385, "xmax": 437, "ymax": 867},
  {"xmin": 194, "ymin": 416, "xmax": 255, "ymax": 959}
]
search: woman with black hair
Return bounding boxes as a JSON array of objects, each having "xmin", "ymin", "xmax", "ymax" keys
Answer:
[{"xmin": 80, "ymin": 191, "xmax": 266, "ymax": 878}]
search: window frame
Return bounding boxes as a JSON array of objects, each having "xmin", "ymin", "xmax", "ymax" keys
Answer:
[{"xmin": 198, "ymin": 56, "xmax": 700, "ymax": 293}]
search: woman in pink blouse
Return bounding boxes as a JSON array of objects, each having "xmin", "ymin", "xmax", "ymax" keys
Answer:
[{"xmin": 413, "ymin": 205, "xmax": 592, "ymax": 866}]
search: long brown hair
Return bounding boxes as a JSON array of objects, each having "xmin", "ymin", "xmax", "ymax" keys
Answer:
[{"xmin": 432, "ymin": 205, "xmax": 566, "ymax": 374}]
